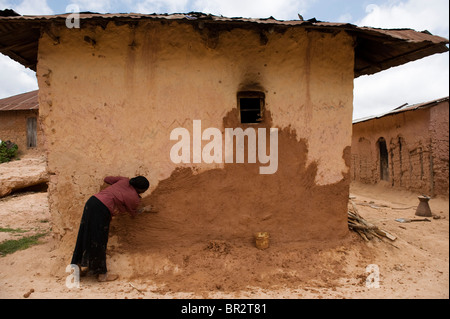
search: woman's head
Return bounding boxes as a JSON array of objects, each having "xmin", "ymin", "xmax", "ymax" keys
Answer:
[{"xmin": 129, "ymin": 176, "xmax": 150, "ymax": 193}]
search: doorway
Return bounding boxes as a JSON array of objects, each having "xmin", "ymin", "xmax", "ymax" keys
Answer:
[
  {"xmin": 378, "ymin": 137, "xmax": 389, "ymax": 181},
  {"xmin": 27, "ymin": 117, "xmax": 37, "ymax": 148}
]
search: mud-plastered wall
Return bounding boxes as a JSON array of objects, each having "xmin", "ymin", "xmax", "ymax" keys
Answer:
[
  {"xmin": 351, "ymin": 100, "xmax": 449, "ymax": 196},
  {"xmin": 430, "ymin": 102, "xmax": 449, "ymax": 195},
  {"xmin": 36, "ymin": 20, "xmax": 354, "ymax": 246}
]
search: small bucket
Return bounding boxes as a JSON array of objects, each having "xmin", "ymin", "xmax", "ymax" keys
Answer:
[{"xmin": 255, "ymin": 232, "xmax": 270, "ymax": 250}]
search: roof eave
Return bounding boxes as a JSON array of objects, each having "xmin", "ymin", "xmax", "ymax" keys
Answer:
[
  {"xmin": 353, "ymin": 96, "xmax": 450, "ymax": 124},
  {"xmin": 0, "ymin": 13, "xmax": 448, "ymax": 77}
]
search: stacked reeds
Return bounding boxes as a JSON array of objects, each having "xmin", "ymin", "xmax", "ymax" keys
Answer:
[{"xmin": 348, "ymin": 200, "xmax": 397, "ymax": 243}]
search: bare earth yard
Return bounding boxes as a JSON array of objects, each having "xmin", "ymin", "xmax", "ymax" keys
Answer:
[{"xmin": 0, "ymin": 156, "xmax": 448, "ymax": 300}]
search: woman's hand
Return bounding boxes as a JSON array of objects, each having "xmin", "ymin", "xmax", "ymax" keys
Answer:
[{"xmin": 138, "ymin": 205, "xmax": 158, "ymax": 214}]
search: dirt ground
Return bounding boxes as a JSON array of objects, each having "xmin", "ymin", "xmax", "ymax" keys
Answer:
[{"xmin": 0, "ymin": 156, "xmax": 448, "ymax": 299}]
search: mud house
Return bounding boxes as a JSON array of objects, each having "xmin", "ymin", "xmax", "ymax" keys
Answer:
[
  {"xmin": 352, "ymin": 96, "xmax": 449, "ymax": 197},
  {"xmin": 0, "ymin": 90, "xmax": 44, "ymax": 155},
  {"xmin": 0, "ymin": 12, "xmax": 448, "ymax": 250}
]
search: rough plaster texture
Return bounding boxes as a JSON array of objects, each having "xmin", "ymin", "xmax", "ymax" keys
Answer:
[
  {"xmin": 351, "ymin": 100, "xmax": 449, "ymax": 196},
  {"xmin": 0, "ymin": 110, "xmax": 44, "ymax": 156},
  {"xmin": 429, "ymin": 102, "xmax": 450, "ymax": 195},
  {"xmin": 36, "ymin": 21, "xmax": 354, "ymax": 243}
]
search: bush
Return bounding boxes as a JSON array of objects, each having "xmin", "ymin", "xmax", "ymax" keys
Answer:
[{"xmin": 0, "ymin": 140, "xmax": 18, "ymax": 163}]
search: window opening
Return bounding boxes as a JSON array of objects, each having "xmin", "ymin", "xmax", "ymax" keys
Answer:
[{"xmin": 238, "ymin": 91, "xmax": 265, "ymax": 124}]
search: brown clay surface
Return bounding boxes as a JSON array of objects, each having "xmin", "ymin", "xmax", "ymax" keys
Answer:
[
  {"xmin": 0, "ymin": 157, "xmax": 448, "ymax": 299},
  {"xmin": 113, "ymin": 109, "xmax": 349, "ymax": 255}
]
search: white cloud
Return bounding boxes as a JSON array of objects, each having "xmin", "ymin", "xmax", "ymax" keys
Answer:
[
  {"xmin": 0, "ymin": 1, "xmax": 47, "ymax": 98},
  {"xmin": 9, "ymin": 0, "xmax": 53, "ymax": 15},
  {"xmin": 357, "ymin": 0, "xmax": 449, "ymax": 37},
  {"xmin": 353, "ymin": 52, "xmax": 449, "ymax": 120},
  {"xmin": 353, "ymin": 0, "xmax": 449, "ymax": 119},
  {"xmin": 0, "ymin": 55, "xmax": 38, "ymax": 99}
]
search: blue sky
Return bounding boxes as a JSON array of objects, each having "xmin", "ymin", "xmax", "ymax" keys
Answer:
[{"xmin": 0, "ymin": 0, "xmax": 448, "ymax": 119}]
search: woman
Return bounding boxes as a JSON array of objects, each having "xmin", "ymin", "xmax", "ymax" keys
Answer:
[{"xmin": 71, "ymin": 175, "xmax": 150, "ymax": 282}]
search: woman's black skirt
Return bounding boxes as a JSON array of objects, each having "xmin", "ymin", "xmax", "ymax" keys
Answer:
[{"xmin": 71, "ymin": 196, "xmax": 111, "ymax": 275}]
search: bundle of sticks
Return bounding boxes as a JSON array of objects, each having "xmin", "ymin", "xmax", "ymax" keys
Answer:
[{"xmin": 348, "ymin": 200, "xmax": 397, "ymax": 244}]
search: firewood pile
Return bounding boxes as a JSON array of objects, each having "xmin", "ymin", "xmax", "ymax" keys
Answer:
[{"xmin": 348, "ymin": 199, "xmax": 397, "ymax": 244}]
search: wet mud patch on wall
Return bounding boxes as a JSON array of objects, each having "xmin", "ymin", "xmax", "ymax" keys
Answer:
[{"xmin": 112, "ymin": 108, "xmax": 350, "ymax": 256}]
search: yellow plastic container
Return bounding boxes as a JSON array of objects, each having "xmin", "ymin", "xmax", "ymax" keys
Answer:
[{"xmin": 255, "ymin": 232, "xmax": 270, "ymax": 250}]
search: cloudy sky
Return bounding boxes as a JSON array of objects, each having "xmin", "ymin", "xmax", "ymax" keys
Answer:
[{"xmin": 0, "ymin": 0, "xmax": 448, "ymax": 119}]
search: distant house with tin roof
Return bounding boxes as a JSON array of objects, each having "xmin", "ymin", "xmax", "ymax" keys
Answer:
[
  {"xmin": 0, "ymin": 90, "xmax": 44, "ymax": 155},
  {"xmin": 352, "ymin": 96, "xmax": 449, "ymax": 196}
]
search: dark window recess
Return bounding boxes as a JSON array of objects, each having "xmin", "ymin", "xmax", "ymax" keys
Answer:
[{"xmin": 238, "ymin": 92, "xmax": 265, "ymax": 124}]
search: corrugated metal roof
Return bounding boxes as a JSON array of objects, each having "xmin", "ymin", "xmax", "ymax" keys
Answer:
[
  {"xmin": 353, "ymin": 96, "xmax": 449, "ymax": 124},
  {"xmin": 0, "ymin": 11, "xmax": 448, "ymax": 77},
  {"xmin": 0, "ymin": 90, "xmax": 39, "ymax": 111}
]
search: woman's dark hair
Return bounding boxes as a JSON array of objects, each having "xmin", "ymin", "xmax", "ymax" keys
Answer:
[{"xmin": 129, "ymin": 176, "xmax": 149, "ymax": 191}]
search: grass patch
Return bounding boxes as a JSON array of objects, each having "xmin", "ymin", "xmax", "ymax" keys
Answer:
[
  {"xmin": 0, "ymin": 233, "xmax": 47, "ymax": 257},
  {"xmin": 0, "ymin": 227, "xmax": 27, "ymax": 233}
]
